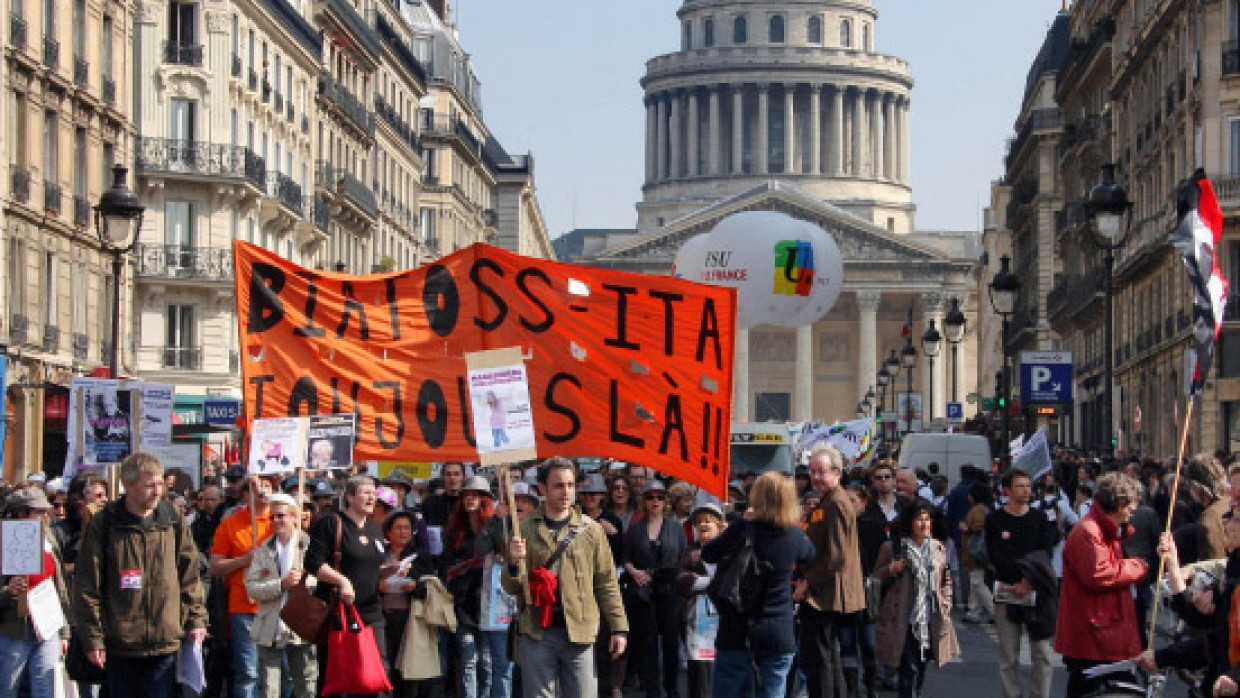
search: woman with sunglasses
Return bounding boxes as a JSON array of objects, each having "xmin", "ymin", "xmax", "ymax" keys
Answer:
[
  {"xmin": 608, "ymin": 476, "xmax": 638, "ymax": 530},
  {"xmin": 623, "ymin": 480, "xmax": 687, "ymax": 698}
]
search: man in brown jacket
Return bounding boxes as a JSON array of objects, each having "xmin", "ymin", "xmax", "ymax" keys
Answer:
[
  {"xmin": 72, "ymin": 452, "xmax": 208, "ymax": 698},
  {"xmin": 799, "ymin": 445, "xmax": 866, "ymax": 698}
]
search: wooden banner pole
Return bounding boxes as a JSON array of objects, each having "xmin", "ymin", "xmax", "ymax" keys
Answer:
[{"xmin": 1146, "ymin": 395, "xmax": 1196, "ymax": 645}]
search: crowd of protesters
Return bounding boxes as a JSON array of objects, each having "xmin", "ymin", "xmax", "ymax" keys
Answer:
[{"xmin": 3, "ymin": 445, "xmax": 1240, "ymax": 696}]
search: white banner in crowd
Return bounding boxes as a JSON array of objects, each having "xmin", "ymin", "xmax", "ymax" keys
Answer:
[
  {"xmin": 64, "ymin": 378, "xmax": 176, "ymax": 476},
  {"xmin": 795, "ymin": 418, "xmax": 876, "ymax": 466}
]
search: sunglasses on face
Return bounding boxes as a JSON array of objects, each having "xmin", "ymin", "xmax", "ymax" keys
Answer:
[
  {"xmin": 873, "ymin": 474, "xmax": 892, "ymax": 481},
  {"xmin": 645, "ymin": 494, "xmax": 666, "ymax": 501}
]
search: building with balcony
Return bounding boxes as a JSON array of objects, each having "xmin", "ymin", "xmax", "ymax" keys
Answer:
[
  {"xmin": 563, "ymin": 0, "xmax": 979, "ymax": 427},
  {"xmin": 1001, "ymin": 0, "xmax": 1238, "ymax": 457},
  {"xmin": 986, "ymin": 11, "xmax": 1070, "ymax": 441},
  {"xmin": 403, "ymin": 1, "xmax": 553, "ymax": 260},
  {"xmin": 2, "ymin": 0, "xmax": 136, "ymax": 478},
  {"xmin": 130, "ymin": 0, "xmax": 323, "ymax": 402}
]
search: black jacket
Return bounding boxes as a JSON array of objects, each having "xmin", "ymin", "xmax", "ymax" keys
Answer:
[{"xmin": 1008, "ymin": 550, "xmax": 1059, "ymax": 641}]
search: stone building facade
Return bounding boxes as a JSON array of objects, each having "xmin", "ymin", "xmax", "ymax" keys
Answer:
[
  {"xmin": 570, "ymin": 0, "xmax": 980, "ymax": 429},
  {"xmin": 2, "ymin": 0, "xmax": 136, "ymax": 478}
]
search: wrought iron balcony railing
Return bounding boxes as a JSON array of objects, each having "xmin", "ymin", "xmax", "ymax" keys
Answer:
[
  {"xmin": 135, "ymin": 243, "xmax": 235, "ymax": 281},
  {"xmin": 44, "ymin": 181, "xmax": 62, "ymax": 215},
  {"xmin": 312, "ymin": 198, "xmax": 329, "ymax": 231},
  {"xmin": 340, "ymin": 171, "xmax": 378, "ymax": 219},
  {"xmin": 10, "ymin": 166, "xmax": 30, "ymax": 203},
  {"xmin": 43, "ymin": 35, "xmax": 58, "ymax": 67},
  {"xmin": 135, "ymin": 137, "xmax": 266, "ymax": 189},
  {"xmin": 163, "ymin": 41, "xmax": 203, "ymax": 66},
  {"xmin": 1225, "ymin": 41, "xmax": 1240, "ymax": 76},
  {"xmin": 74, "ymin": 195, "xmax": 89, "ymax": 226},
  {"xmin": 266, "ymin": 173, "xmax": 304, "ymax": 216},
  {"xmin": 162, "ymin": 346, "xmax": 202, "ymax": 371},
  {"xmin": 317, "ymin": 72, "xmax": 374, "ymax": 136},
  {"xmin": 9, "ymin": 15, "xmax": 26, "ymax": 50}
]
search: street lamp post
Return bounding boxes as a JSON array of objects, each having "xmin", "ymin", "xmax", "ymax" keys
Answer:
[
  {"xmin": 901, "ymin": 338, "xmax": 917, "ymax": 436},
  {"xmin": 943, "ymin": 298, "xmax": 967, "ymax": 403},
  {"xmin": 989, "ymin": 255, "xmax": 1022, "ymax": 470},
  {"xmin": 877, "ymin": 366, "xmax": 890, "ymax": 445},
  {"xmin": 1086, "ymin": 164, "xmax": 1132, "ymax": 458},
  {"xmin": 922, "ymin": 320, "xmax": 941, "ymax": 423},
  {"xmin": 93, "ymin": 164, "xmax": 146, "ymax": 378}
]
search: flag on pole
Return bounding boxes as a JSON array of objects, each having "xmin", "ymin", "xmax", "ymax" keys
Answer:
[
  {"xmin": 1171, "ymin": 170, "xmax": 1229, "ymax": 396},
  {"xmin": 901, "ymin": 302, "xmax": 914, "ymax": 339}
]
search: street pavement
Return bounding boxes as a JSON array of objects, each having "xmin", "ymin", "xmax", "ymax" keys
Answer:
[{"xmin": 924, "ymin": 610, "xmax": 1067, "ymax": 697}]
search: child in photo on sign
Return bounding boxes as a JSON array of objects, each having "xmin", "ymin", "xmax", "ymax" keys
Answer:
[{"xmin": 486, "ymin": 391, "xmax": 509, "ymax": 448}]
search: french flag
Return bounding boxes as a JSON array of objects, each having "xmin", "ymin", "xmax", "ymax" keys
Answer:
[{"xmin": 1170, "ymin": 169, "xmax": 1229, "ymax": 396}]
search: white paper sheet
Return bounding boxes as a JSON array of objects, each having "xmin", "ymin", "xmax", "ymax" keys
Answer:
[
  {"xmin": 27, "ymin": 578, "xmax": 65, "ymax": 641},
  {"xmin": 1081, "ymin": 659, "xmax": 1135, "ymax": 679},
  {"xmin": 2, "ymin": 521, "xmax": 45, "ymax": 576},
  {"xmin": 176, "ymin": 639, "xmax": 205, "ymax": 694}
]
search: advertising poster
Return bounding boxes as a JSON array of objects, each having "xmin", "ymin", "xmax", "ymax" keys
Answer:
[
  {"xmin": 466, "ymin": 347, "xmax": 537, "ymax": 467},
  {"xmin": 247, "ymin": 417, "xmax": 308, "ymax": 475},
  {"xmin": 896, "ymin": 393, "xmax": 923, "ymax": 433},
  {"xmin": 305, "ymin": 414, "xmax": 357, "ymax": 471}
]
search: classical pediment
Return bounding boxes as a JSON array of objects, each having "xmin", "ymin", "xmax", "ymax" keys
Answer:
[{"xmin": 597, "ymin": 182, "xmax": 955, "ymax": 265}]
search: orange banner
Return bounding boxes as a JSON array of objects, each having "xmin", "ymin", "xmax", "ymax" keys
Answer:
[{"xmin": 233, "ymin": 241, "xmax": 736, "ymax": 497}]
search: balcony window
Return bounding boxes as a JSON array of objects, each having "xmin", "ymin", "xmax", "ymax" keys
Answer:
[
  {"xmin": 165, "ymin": 304, "xmax": 198, "ymax": 370},
  {"xmin": 704, "ymin": 18, "xmax": 714, "ymax": 47},
  {"xmin": 165, "ymin": 1, "xmax": 200, "ymax": 65},
  {"xmin": 101, "ymin": 15, "xmax": 113, "ymax": 79},
  {"xmin": 733, "ymin": 15, "xmax": 746, "ymax": 44},
  {"xmin": 840, "ymin": 18, "xmax": 852, "ymax": 48},
  {"xmin": 808, "ymin": 16, "xmax": 822, "ymax": 44},
  {"xmin": 43, "ymin": 110, "xmax": 57, "ymax": 181},
  {"xmin": 165, "ymin": 201, "xmax": 196, "ymax": 272}
]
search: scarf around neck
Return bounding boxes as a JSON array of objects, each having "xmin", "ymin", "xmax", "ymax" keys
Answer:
[{"xmin": 903, "ymin": 537, "xmax": 936, "ymax": 655}]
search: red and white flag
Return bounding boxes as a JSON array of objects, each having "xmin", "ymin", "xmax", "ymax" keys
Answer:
[{"xmin": 1170, "ymin": 170, "xmax": 1229, "ymax": 396}]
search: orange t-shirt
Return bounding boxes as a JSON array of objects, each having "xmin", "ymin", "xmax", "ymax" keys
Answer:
[{"xmin": 211, "ymin": 507, "xmax": 272, "ymax": 615}]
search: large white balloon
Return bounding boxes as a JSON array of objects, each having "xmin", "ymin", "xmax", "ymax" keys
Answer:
[
  {"xmin": 698, "ymin": 211, "xmax": 844, "ymax": 329},
  {"xmin": 672, "ymin": 232, "xmax": 710, "ymax": 280}
]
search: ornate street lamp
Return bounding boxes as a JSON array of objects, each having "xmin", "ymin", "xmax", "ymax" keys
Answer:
[
  {"xmin": 943, "ymin": 297, "xmax": 967, "ymax": 403},
  {"xmin": 94, "ymin": 164, "xmax": 145, "ymax": 378},
  {"xmin": 989, "ymin": 254, "xmax": 1022, "ymax": 469},
  {"xmin": 901, "ymin": 337, "xmax": 917, "ymax": 436},
  {"xmin": 1086, "ymin": 164, "xmax": 1132, "ymax": 457},
  {"xmin": 922, "ymin": 320, "xmax": 941, "ymax": 423}
]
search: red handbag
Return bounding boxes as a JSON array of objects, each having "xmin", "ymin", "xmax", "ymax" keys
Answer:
[{"xmin": 322, "ymin": 602, "xmax": 393, "ymax": 696}]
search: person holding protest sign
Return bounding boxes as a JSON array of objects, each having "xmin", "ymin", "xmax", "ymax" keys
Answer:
[
  {"xmin": 677, "ymin": 502, "xmax": 728, "ymax": 698},
  {"xmin": 504, "ymin": 457, "xmax": 628, "ymax": 698}
]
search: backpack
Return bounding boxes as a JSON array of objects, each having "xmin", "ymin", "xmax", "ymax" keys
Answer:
[
  {"xmin": 706, "ymin": 524, "xmax": 771, "ymax": 618},
  {"xmin": 967, "ymin": 529, "xmax": 989, "ymax": 566}
]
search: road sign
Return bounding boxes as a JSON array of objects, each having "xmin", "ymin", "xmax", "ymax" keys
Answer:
[
  {"xmin": 1020, "ymin": 351, "xmax": 1073, "ymax": 405},
  {"xmin": 981, "ymin": 397, "xmax": 995, "ymax": 411},
  {"xmin": 946, "ymin": 402, "xmax": 963, "ymax": 422}
]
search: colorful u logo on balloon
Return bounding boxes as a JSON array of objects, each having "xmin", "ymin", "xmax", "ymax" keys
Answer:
[{"xmin": 773, "ymin": 239, "xmax": 815, "ymax": 297}]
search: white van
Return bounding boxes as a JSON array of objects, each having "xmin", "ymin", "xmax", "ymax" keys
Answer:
[{"xmin": 896, "ymin": 433, "xmax": 992, "ymax": 484}]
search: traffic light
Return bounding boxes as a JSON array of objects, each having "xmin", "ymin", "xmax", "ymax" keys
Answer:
[{"xmin": 998, "ymin": 395, "xmax": 1006, "ymax": 408}]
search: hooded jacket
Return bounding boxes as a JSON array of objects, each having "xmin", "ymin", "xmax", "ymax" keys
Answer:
[{"xmin": 71, "ymin": 498, "xmax": 207, "ymax": 657}]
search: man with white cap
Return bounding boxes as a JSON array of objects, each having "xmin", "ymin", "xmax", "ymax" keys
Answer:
[{"xmin": 244, "ymin": 493, "xmax": 316, "ymax": 698}]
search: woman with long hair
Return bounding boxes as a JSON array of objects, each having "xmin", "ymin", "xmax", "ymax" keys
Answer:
[
  {"xmin": 443, "ymin": 476, "xmax": 502, "ymax": 698},
  {"xmin": 623, "ymin": 481, "xmax": 687, "ymax": 698},
  {"xmin": 702, "ymin": 473, "xmax": 814, "ymax": 698},
  {"xmin": 960, "ymin": 482, "xmax": 994, "ymax": 624},
  {"xmin": 305, "ymin": 475, "xmax": 389, "ymax": 697},
  {"xmin": 873, "ymin": 501, "xmax": 960, "ymax": 698}
]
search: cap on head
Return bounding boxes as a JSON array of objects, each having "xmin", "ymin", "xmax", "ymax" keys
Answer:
[
  {"xmin": 461, "ymin": 475, "xmax": 493, "ymax": 497},
  {"xmin": 511, "ymin": 482, "xmax": 540, "ymax": 503},
  {"xmin": 375, "ymin": 485, "xmax": 399, "ymax": 509},
  {"xmin": 6, "ymin": 486, "xmax": 52, "ymax": 512},
  {"xmin": 642, "ymin": 480, "xmax": 667, "ymax": 496},
  {"xmin": 266, "ymin": 493, "xmax": 297, "ymax": 509},
  {"xmin": 690, "ymin": 501, "xmax": 724, "ymax": 521}
]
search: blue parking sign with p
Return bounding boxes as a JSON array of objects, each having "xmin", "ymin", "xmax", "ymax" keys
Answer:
[
  {"xmin": 946, "ymin": 402, "xmax": 963, "ymax": 421},
  {"xmin": 1020, "ymin": 351, "xmax": 1073, "ymax": 404}
]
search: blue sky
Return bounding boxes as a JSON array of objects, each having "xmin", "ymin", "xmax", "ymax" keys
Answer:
[{"xmin": 455, "ymin": 1, "xmax": 1066, "ymax": 238}]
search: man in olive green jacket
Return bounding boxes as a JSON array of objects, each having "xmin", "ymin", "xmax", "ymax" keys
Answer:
[
  {"xmin": 503, "ymin": 457, "xmax": 627, "ymax": 698},
  {"xmin": 71, "ymin": 453, "xmax": 208, "ymax": 698}
]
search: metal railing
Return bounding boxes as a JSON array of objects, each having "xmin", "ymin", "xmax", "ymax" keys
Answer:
[
  {"xmin": 266, "ymin": 172, "xmax": 304, "ymax": 216},
  {"xmin": 162, "ymin": 346, "xmax": 202, "ymax": 371},
  {"xmin": 44, "ymin": 181, "xmax": 62, "ymax": 215},
  {"xmin": 1225, "ymin": 41, "xmax": 1240, "ymax": 76},
  {"xmin": 74, "ymin": 195, "xmax": 89, "ymax": 226},
  {"xmin": 9, "ymin": 315, "xmax": 29, "ymax": 346},
  {"xmin": 73, "ymin": 57, "xmax": 87, "ymax": 87},
  {"xmin": 72, "ymin": 333, "xmax": 88, "ymax": 362},
  {"xmin": 134, "ymin": 243, "xmax": 234, "ymax": 281},
  {"xmin": 10, "ymin": 166, "xmax": 30, "ymax": 203},
  {"xmin": 318, "ymin": 72, "xmax": 374, "ymax": 136},
  {"xmin": 374, "ymin": 96, "xmax": 418, "ymax": 148},
  {"xmin": 135, "ymin": 137, "xmax": 266, "ymax": 189},
  {"xmin": 324, "ymin": 0, "xmax": 383, "ymax": 59},
  {"xmin": 312, "ymin": 198, "xmax": 329, "ymax": 231},
  {"xmin": 163, "ymin": 41, "xmax": 203, "ymax": 66},
  {"xmin": 42, "ymin": 325, "xmax": 59, "ymax": 353},
  {"xmin": 43, "ymin": 35, "xmax": 58, "ymax": 67},
  {"xmin": 340, "ymin": 171, "xmax": 377, "ymax": 219},
  {"xmin": 10, "ymin": 16, "xmax": 26, "ymax": 50}
]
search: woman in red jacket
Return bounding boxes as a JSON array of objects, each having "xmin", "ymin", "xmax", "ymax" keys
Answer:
[{"xmin": 1054, "ymin": 471, "xmax": 1149, "ymax": 697}]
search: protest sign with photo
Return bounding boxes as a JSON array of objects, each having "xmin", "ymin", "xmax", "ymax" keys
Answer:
[
  {"xmin": 305, "ymin": 414, "xmax": 357, "ymax": 470},
  {"xmin": 233, "ymin": 241, "xmax": 738, "ymax": 497},
  {"xmin": 467, "ymin": 347, "xmax": 537, "ymax": 466},
  {"xmin": 248, "ymin": 417, "xmax": 309, "ymax": 475}
]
